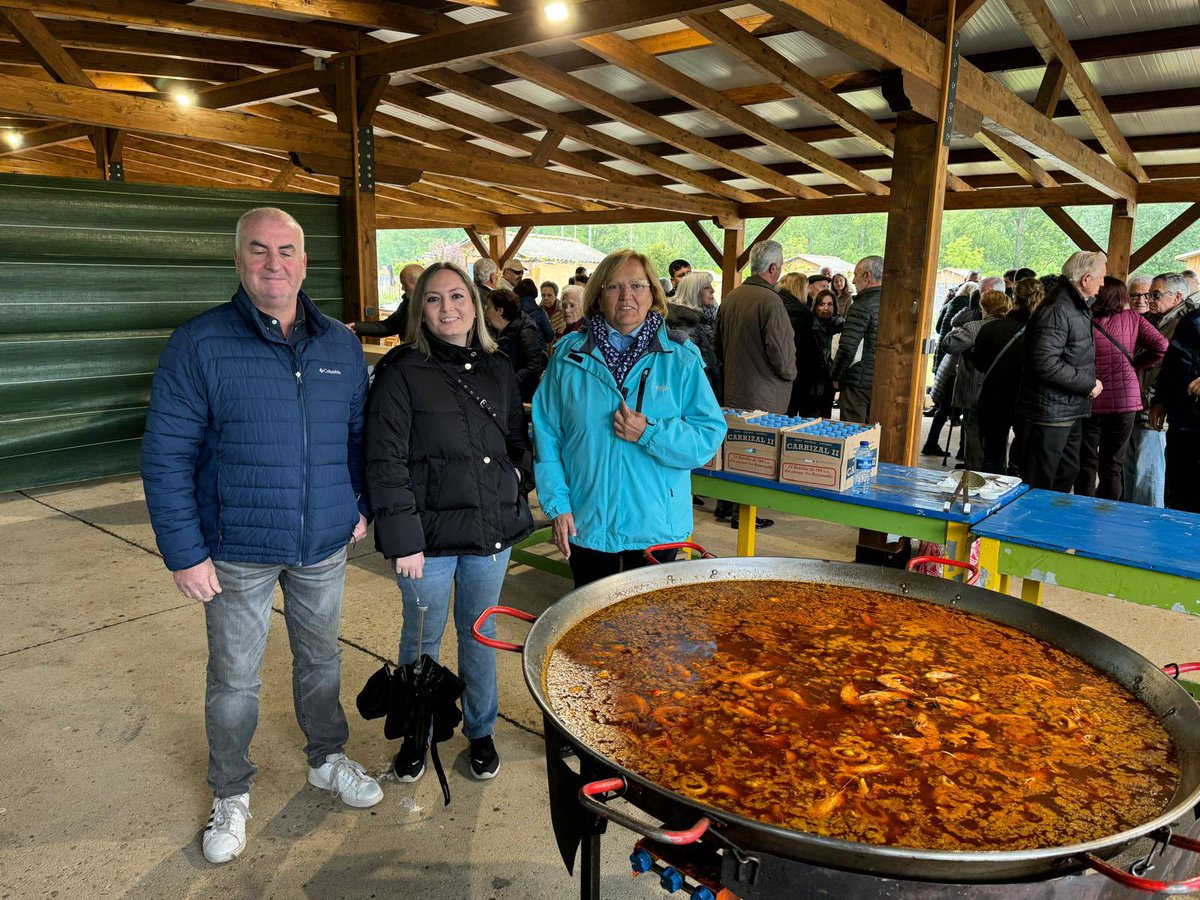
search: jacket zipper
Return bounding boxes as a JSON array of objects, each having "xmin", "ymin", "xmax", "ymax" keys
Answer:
[{"xmin": 293, "ymin": 347, "xmax": 308, "ymax": 565}]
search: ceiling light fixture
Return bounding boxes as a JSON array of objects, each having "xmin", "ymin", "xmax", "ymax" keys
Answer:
[
  {"xmin": 3, "ymin": 131, "xmax": 23, "ymax": 149},
  {"xmin": 171, "ymin": 88, "xmax": 197, "ymax": 107},
  {"xmin": 544, "ymin": 2, "xmax": 569, "ymax": 23}
]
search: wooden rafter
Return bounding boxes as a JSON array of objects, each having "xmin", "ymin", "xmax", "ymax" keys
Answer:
[
  {"xmin": 1032, "ymin": 60, "xmax": 1067, "ymax": 116},
  {"xmin": 219, "ymin": 0, "xmax": 436, "ymax": 33},
  {"xmin": 0, "ymin": 0, "xmax": 368, "ymax": 51},
  {"xmin": 497, "ymin": 227, "xmax": 531, "ymax": 268},
  {"xmin": 197, "ymin": 63, "xmax": 336, "ymax": 110},
  {"xmin": 528, "ymin": 130, "xmax": 564, "ymax": 167},
  {"xmin": 977, "ymin": 129, "xmax": 1057, "ymax": 188},
  {"xmin": 488, "ymin": 52, "xmax": 825, "ymax": 200},
  {"xmin": 406, "ymin": 69, "xmax": 762, "ymax": 203},
  {"xmin": 578, "ymin": 33, "xmax": 887, "ymax": 196},
  {"xmin": 0, "ymin": 40, "xmax": 250, "ymax": 83},
  {"xmin": 1001, "ymin": 0, "xmax": 1148, "ymax": 183},
  {"xmin": 682, "ymin": 11, "xmax": 894, "ymax": 156},
  {"xmin": 0, "ymin": 19, "xmax": 307, "ymax": 68},
  {"xmin": 357, "ymin": 0, "xmax": 726, "ymax": 78},
  {"xmin": 760, "ymin": 0, "xmax": 1138, "ymax": 201},
  {"xmin": 954, "ymin": 0, "xmax": 989, "ymax": 29}
]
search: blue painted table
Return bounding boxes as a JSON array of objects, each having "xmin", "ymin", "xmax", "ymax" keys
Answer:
[
  {"xmin": 970, "ymin": 489, "xmax": 1200, "ymax": 615},
  {"xmin": 692, "ymin": 465, "xmax": 1028, "ymax": 587}
]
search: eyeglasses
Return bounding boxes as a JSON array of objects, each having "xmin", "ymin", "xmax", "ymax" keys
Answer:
[
  {"xmin": 505, "ymin": 267, "xmax": 525, "ymax": 277},
  {"xmin": 1148, "ymin": 290, "xmax": 1173, "ymax": 299},
  {"xmin": 1130, "ymin": 292, "xmax": 1151, "ymax": 300},
  {"xmin": 602, "ymin": 280, "xmax": 651, "ymax": 296}
]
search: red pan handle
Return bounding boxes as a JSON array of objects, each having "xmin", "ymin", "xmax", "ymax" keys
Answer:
[
  {"xmin": 644, "ymin": 541, "xmax": 716, "ymax": 564},
  {"xmin": 471, "ymin": 605, "xmax": 536, "ymax": 653},
  {"xmin": 906, "ymin": 556, "xmax": 981, "ymax": 586},
  {"xmin": 579, "ymin": 777, "xmax": 711, "ymax": 845},
  {"xmin": 1163, "ymin": 663, "xmax": 1200, "ymax": 677},
  {"xmin": 1085, "ymin": 834, "xmax": 1200, "ymax": 893}
]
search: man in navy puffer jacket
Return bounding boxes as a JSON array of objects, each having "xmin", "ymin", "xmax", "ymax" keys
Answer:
[{"xmin": 141, "ymin": 208, "xmax": 381, "ymax": 866}]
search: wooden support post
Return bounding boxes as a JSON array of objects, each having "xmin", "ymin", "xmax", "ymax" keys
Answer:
[
  {"xmin": 332, "ymin": 56, "xmax": 378, "ymax": 327},
  {"xmin": 487, "ymin": 230, "xmax": 507, "ymax": 266},
  {"xmin": 720, "ymin": 220, "xmax": 745, "ymax": 300},
  {"xmin": 874, "ymin": 0, "xmax": 953, "ymax": 465},
  {"xmin": 1130, "ymin": 202, "xmax": 1200, "ymax": 271},
  {"xmin": 1106, "ymin": 199, "xmax": 1136, "ymax": 282}
]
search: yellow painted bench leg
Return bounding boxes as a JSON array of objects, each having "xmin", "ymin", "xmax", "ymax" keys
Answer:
[
  {"xmin": 1020, "ymin": 578, "xmax": 1044, "ymax": 605},
  {"xmin": 973, "ymin": 536, "xmax": 1001, "ymax": 593},
  {"xmin": 944, "ymin": 521, "xmax": 972, "ymax": 584},
  {"xmin": 736, "ymin": 503, "xmax": 756, "ymax": 557},
  {"xmin": 998, "ymin": 573, "xmax": 1011, "ymax": 595}
]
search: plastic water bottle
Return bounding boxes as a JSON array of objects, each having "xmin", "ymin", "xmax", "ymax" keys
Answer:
[{"xmin": 853, "ymin": 440, "xmax": 874, "ymax": 494}]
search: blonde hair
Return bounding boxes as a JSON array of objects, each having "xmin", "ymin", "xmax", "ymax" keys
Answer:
[
  {"xmin": 672, "ymin": 270, "xmax": 714, "ymax": 310},
  {"xmin": 582, "ymin": 249, "xmax": 669, "ymax": 322},
  {"xmin": 405, "ymin": 261, "xmax": 497, "ymax": 355},
  {"xmin": 778, "ymin": 271, "xmax": 808, "ymax": 299},
  {"xmin": 1014, "ymin": 277, "xmax": 1044, "ymax": 314},
  {"xmin": 980, "ymin": 289, "xmax": 1011, "ymax": 317}
]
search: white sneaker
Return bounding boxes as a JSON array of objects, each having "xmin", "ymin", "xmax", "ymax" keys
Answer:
[
  {"xmin": 202, "ymin": 793, "xmax": 250, "ymax": 864},
  {"xmin": 308, "ymin": 753, "xmax": 383, "ymax": 808}
]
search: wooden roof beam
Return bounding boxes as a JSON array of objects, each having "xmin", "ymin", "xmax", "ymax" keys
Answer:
[
  {"xmin": 1000, "ymin": 0, "xmax": 1148, "ymax": 183},
  {"xmin": 217, "ymin": 0, "xmax": 437, "ymax": 33},
  {"xmin": 579, "ymin": 32, "xmax": 887, "ymax": 195},
  {"xmin": 488, "ymin": 52, "xmax": 826, "ymax": 200},
  {"xmin": 0, "ymin": 19, "xmax": 307, "ymax": 69},
  {"xmin": 0, "ymin": 39, "xmax": 251, "ymax": 83},
  {"xmin": 761, "ymin": 0, "xmax": 1137, "ymax": 201},
  {"xmin": 196, "ymin": 61, "xmax": 336, "ymax": 110},
  {"xmin": 0, "ymin": 0, "xmax": 370, "ymax": 51},
  {"xmin": 682, "ymin": 10, "xmax": 894, "ymax": 156},
  {"xmin": 407, "ymin": 69, "xmax": 762, "ymax": 203},
  {"xmin": 357, "ymin": 0, "xmax": 728, "ymax": 78}
]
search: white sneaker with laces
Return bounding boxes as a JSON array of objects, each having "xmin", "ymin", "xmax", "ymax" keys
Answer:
[
  {"xmin": 203, "ymin": 793, "xmax": 250, "ymax": 864},
  {"xmin": 308, "ymin": 753, "xmax": 383, "ymax": 808}
]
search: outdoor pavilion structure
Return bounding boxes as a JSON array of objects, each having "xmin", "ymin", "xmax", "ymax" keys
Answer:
[{"xmin": 1, "ymin": 0, "xmax": 1197, "ymax": 465}]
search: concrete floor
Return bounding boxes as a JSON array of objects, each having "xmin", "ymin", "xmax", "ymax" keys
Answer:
[{"xmin": 2, "ymin": 450, "xmax": 1199, "ymax": 899}]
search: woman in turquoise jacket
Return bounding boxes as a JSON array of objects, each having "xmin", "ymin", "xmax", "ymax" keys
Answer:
[{"xmin": 532, "ymin": 249, "xmax": 727, "ymax": 588}]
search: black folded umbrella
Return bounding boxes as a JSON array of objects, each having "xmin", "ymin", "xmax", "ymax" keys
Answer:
[
  {"xmin": 386, "ymin": 653, "xmax": 465, "ymax": 805},
  {"xmin": 355, "ymin": 601, "xmax": 465, "ymax": 805}
]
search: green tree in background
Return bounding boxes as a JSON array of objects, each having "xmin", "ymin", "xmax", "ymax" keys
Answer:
[{"xmin": 376, "ymin": 203, "xmax": 1200, "ymax": 282}]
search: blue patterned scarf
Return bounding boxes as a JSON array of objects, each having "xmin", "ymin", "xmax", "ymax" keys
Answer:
[{"xmin": 589, "ymin": 311, "xmax": 663, "ymax": 389}]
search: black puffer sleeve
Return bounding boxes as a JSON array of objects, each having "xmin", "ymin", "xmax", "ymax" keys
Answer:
[{"xmin": 364, "ymin": 356, "xmax": 425, "ymax": 558}]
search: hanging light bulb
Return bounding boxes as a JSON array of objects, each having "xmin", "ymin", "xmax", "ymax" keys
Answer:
[
  {"xmin": 3, "ymin": 131, "xmax": 23, "ymax": 149},
  {"xmin": 544, "ymin": 2, "xmax": 569, "ymax": 23},
  {"xmin": 171, "ymin": 87, "xmax": 197, "ymax": 107}
]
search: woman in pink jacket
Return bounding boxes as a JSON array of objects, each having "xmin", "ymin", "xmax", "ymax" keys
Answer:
[{"xmin": 1075, "ymin": 277, "xmax": 1168, "ymax": 499}]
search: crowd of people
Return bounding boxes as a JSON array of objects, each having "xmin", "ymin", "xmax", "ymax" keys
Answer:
[
  {"xmin": 923, "ymin": 255, "xmax": 1199, "ymax": 512},
  {"xmin": 139, "ymin": 208, "xmax": 1200, "ymax": 867}
]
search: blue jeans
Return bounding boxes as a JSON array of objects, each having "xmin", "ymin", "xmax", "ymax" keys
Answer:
[
  {"xmin": 1123, "ymin": 425, "xmax": 1166, "ymax": 507},
  {"xmin": 205, "ymin": 547, "xmax": 349, "ymax": 798},
  {"xmin": 396, "ymin": 549, "xmax": 511, "ymax": 740}
]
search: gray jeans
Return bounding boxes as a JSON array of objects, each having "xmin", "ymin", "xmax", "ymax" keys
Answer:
[
  {"xmin": 839, "ymin": 383, "xmax": 872, "ymax": 424},
  {"xmin": 205, "ymin": 547, "xmax": 349, "ymax": 798}
]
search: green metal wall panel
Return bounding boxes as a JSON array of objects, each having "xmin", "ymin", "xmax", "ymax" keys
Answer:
[{"xmin": 0, "ymin": 174, "xmax": 343, "ymax": 492}]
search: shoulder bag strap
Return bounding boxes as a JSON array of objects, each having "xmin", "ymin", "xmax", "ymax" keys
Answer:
[
  {"xmin": 1092, "ymin": 318, "xmax": 1136, "ymax": 368},
  {"xmin": 429, "ymin": 357, "xmax": 510, "ymax": 439},
  {"xmin": 982, "ymin": 326, "xmax": 1025, "ymax": 382}
]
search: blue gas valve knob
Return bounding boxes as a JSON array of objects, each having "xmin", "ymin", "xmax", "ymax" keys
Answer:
[
  {"xmin": 692, "ymin": 887, "xmax": 716, "ymax": 900},
  {"xmin": 659, "ymin": 866, "xmax": 684, "ymax": 892},
  {"xmin": 629, "ymin": 848, "xmax": 654, "ymax": 874}
]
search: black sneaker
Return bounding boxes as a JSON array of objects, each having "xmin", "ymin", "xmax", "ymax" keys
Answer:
[
  {"xmin": 730, "ymin": 516, "xmax": 774, "ymax": 530},
  {"xmin": 392, "ymin": 739, "xmax": 425, "ymax": 783},
  {"xmin": 921, "ymin": 443, "xmax": 944, "ymax": 456},
  {"xmin": 469, "ymin": 736, "xmax": 500, "ymax": 780}
]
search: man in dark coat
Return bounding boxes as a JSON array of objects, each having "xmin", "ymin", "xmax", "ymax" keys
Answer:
[
  {"xmin": 141, "ymin": 208, "xmax": 382, "ymax": 867},
  {"xmin": 347, "ymin": 263, "xmax": 421, "ymax": 337},
  {"xmin": 713, "ymin": 239, "xmax": 795, "ymax": 413},
  {"xmin": 1150, "ymin": 304, "xmax": 1200, "ymax": 512},
  {"xmin": 832, "ymin": 255, "xmax": 884, "ymax": 424},
  {"xmin": 1014, "ymin": 251, "xmax": 1106, "ymax": 491}
]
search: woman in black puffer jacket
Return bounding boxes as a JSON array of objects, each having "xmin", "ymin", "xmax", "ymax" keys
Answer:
[
  {"xmin": 485, "ymin": 287, "xmax": 548, "ymax": 403},
  {"xmin": 366, "ymin": 262, "xmax": 534, "ymax": 785}
]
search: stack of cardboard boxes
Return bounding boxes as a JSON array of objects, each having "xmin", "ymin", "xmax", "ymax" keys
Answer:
[{"xmin": 716, "ymin": 409, "xmax": 880, "ymax": 492}]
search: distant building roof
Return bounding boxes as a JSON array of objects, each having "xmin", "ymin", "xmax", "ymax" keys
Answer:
[
  {"xmin": 783, "ymin": 253, "xmax": 856, "ymax": 273},
  {"xmin": 1176, "ymin": 249, "xmax": 1200, "ymax": 261},
  {"xmin": 454, "ymin": 233, "xmax": 607, "ymax": 265}
]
